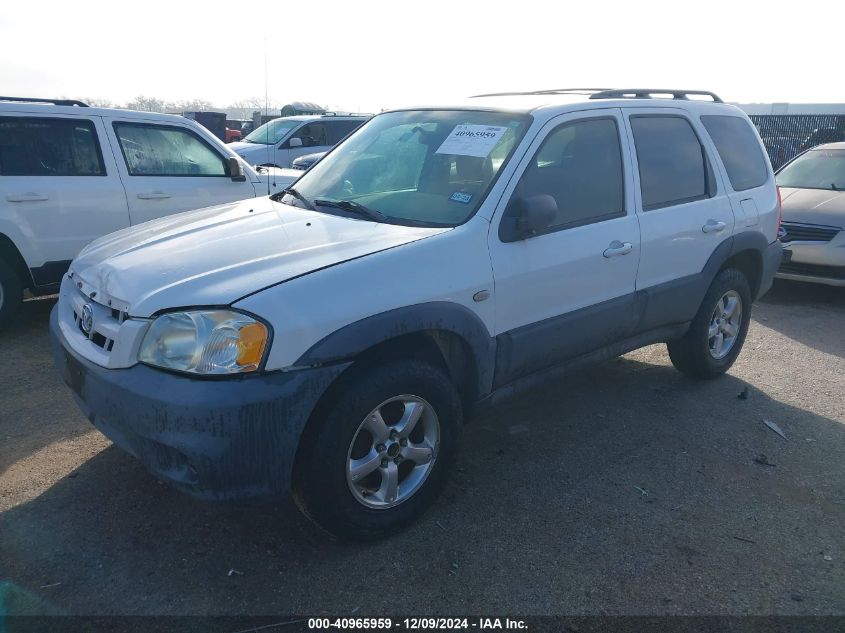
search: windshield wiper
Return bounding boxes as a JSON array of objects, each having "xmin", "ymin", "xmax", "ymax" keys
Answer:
[
  {"xmin": 832, "ymin": 183, "xmax": 842, "ymax": 191},
  {"xmin": 273, "ymin": 187, "xmax": 314, "ymax": 210},
  {"xmin": 313, "ymin": 199, "xmax": 388, "ymax": 222}
]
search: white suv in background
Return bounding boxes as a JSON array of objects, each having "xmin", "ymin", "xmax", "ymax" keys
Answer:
[
  {"xmin": 50, "ymin": 89, "xmax": 782, "ymax": 540},
  {"xmin": 0, "ymin": 97, "xmax": 300, "ymax": 326},
  {"xmin": 228, "ymin": 114, "xmax": 369, "ymax": 168}
]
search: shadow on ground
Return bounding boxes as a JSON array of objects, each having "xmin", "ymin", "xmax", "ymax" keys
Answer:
[
  {"xmin": 756, "ymin": 279, "xmax": 845, "ymax": 358},
  {"xmin": 0, "ymin": 297, "xmax": 81, "ymax": 475},
  {"xmin": 2, "ymin": 352, "xmax": 844, "ymax": 616}
]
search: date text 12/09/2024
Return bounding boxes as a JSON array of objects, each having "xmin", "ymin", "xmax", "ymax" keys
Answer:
[{"xmin": 307, "ymin": 618, "xmax": 528, "ymax": 630}]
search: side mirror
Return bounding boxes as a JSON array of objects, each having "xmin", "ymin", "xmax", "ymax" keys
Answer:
[
  {"xmin": 227, "ymin": 156, "xmax": 246, "ymax": 182},
  {"xmin": 499, "ymin": 194, "xmax": 558, "ymax": 242},
  {"xmin": 288, "ymin": 137, "xmax": 303, "ymax": 148}
]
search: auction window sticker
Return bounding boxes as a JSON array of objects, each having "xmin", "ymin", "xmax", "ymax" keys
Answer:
[{"xmin": 435, "ymin": 124, "xmax": 509, "ymax": 158}]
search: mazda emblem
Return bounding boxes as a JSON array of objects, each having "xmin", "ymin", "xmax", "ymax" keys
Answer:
[{"xmin": 80, "ymin": 304, "xmax": 94, "ymax": 336}]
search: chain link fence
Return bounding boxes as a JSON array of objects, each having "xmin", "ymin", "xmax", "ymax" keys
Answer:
[{"xmin": 750, "ymin": 115, "xmax": 845, "ymax": 170}]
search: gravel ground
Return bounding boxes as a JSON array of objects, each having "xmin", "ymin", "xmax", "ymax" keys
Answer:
[{"xmin": 1, "ymin": 279, "xmax": 844, "ymax": 617}]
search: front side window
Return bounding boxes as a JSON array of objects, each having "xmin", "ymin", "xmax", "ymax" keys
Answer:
[
  {"xmin": 631, "ymin": 115, "xmax": 714, "ymax": 210},
  {"xmin": 701, "ymin": 115, "xmax": 769, "ymax": 191},
  {"xmin": 0, "ymin": 117, "xmax": 105, "ymax": 176},
  {"xmin": 114, "ymin": 123, "xmax": 227, "ymax": 177},
  {"xmin": 777, "ymin": 149, "xmax": 845, "ymax": 191},
  {"xmin": 286, "ymin": 110, "xmax": 530, "ymax": 227},
  {"xmin": 294, "ymin": 123, "xmax": 328, "ymax": 148},
  {"xmin": 511, "ymin": 117, "xmax": 625, "ymax": 232}
]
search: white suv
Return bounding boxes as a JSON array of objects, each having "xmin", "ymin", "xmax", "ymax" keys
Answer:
[
  {"xmin": 49, "ymin": 89, "xmax": 783, "ymax": 540},
  {"xmin": 228, "ymin": 114, "xmax": 369, "ymax": 168},
  {"xmin": 0, "ymin": 97, "xmax": 299, "ymax": 326}
]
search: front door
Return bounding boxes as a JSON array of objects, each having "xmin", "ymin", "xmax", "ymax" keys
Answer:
[
  {"xmin": 488, "ymin": 109, "xmax": 641, "ymax": 386},
  {"xmin": 106, "ymin": 118, "xmax": 257, "ymax": 225}
]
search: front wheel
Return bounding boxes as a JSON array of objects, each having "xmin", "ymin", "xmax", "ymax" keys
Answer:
[
  {"xmin": 293, "ymin": 359, "xmax": 462, "ymax": 540},
  {"xmin": 667, "ymin": 268, "xmax": 752, "ymax": 379}
]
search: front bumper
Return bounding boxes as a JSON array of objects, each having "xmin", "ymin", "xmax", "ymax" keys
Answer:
[
  {"xmin": 776, "ymin": 236, "xmax": 845, "ymax": 287},
  {"xmin": 49, "ymin": 305, "xmax": 350, "ymax": 500},
  {"xmin": 758, "ymin": 239, "xmax": 785, "ymax": 298}
]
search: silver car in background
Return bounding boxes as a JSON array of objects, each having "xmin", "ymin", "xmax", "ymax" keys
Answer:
[{"xmin": 775, "ymin": 142, "xmax": 845, "ymax": 286}]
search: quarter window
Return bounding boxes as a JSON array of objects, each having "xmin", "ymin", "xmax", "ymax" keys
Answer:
[
  {"xmin": 113, "ymin": 123, "xmax": 227, "ymax": 177},
  {"xmin": 0, "ymin": 117, "xmax": 105, "ymax": 176},
  {"xmin": 701, "ymin": 115, "xmax": 769, "ymax": 191},
  {"xmin": 512, "ymin": 117, "xmax": 625, "ymax": 231},
  {"xmin": 630, "ymin": 115, "xmax": 714, "ymax": 210}
]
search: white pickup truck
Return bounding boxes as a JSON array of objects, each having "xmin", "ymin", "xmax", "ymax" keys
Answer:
[{"xmin": 0, "ymin": 97, "xmax": 300, "ymax": 326}]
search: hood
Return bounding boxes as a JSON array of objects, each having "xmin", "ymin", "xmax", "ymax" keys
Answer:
[
  {"xmin": 780, "ymin": 187, "xmax": 845, "ymax": 228},
  {"xmin": 229, "ymin": 141, "xmax": 276, "ymax": 162},
  {"xmin": 70, "ymin": 198, "xmax": 449, "ymax": 317}
]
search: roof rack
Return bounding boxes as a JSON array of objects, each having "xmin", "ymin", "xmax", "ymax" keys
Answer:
[
  {"xmin": 321, "ymin": 111, "xmax": 373, "ymax": 117},
  {"xmin": 470, "ymin": 88, "xmax": 610, "ymax": 98},
  {"xmin": 0, "ymin": 96, "xmax": 89, "ymax": 107},
  {"xmin": 589, "ymin": 89, "xmax": 723, "ymax": 103}
]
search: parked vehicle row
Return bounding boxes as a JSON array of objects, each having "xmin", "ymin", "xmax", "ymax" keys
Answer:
[
  {"xmin": 0, "ymin": 97, "xmax": 300, "ymax": 326},
  {"xmin": 49, "ymin": 88, "xmax": 782, "ymax": 539}
]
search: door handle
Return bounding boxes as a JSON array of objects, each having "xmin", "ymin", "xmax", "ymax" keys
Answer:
[
  {"xmin": 6, "ymin": 193, "xmax": 49, "ymax": 202},
  {"xmin": 702, "ymin": 220, "xmax": 726, "ymax": 234},
  {"xmin": 137, "ymin": 191, "xmax": 171, "ymax": 200},
  {"xmin": 603, "ymin": 240, "xmax": 633, "ymax": 258}
]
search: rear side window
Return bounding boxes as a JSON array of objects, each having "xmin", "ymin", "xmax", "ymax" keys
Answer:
[
  {"xmin": 513, "ymin": 117, "xmax": 625, "ymax": 231},
  {"xmin": 327, "ymin": 120, "xmax": 365, "ymax": 144},
  {"xmin": 630, "ymin": 115, "xmax": 714, "ymax": 210},
  {"xmin": 0, "ymin": 117, "xmax": 105, "ymax": 176},
  {"xmin": 702, "ymin": 115, "xmax": 769, "ymax": 191},
  {"xmin": 113, "ymin": 123, "xmax": 227, "ymax": 177}
]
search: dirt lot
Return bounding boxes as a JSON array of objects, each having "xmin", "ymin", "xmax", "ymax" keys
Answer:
[{"xmin": 1, "ymin": 280, "xmax": 844, "ymax": 617}]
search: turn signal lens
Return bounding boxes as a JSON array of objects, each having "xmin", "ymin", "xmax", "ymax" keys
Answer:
[{"xmin": 236, "ymin": 322, "xmax": 268, "ymax": 369}]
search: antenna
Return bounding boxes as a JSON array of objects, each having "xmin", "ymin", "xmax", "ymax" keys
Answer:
[{"xmin": 264, "ymin": 38, "xmax": 272, "ymax": 195}]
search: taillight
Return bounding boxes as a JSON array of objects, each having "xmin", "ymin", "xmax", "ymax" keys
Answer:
[{"xmin": 776, "ymin": 186, "xmax": 783, "ymax": 237}]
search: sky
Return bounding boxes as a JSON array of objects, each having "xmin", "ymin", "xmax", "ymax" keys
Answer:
[{"xmin": 1, "ymin": 0, "xmax": 842, "ymax": 113}]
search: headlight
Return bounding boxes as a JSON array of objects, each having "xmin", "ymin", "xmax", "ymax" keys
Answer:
[{"xmin": 138, "ymin": 310, "xmax": 269, "ymax": 375}]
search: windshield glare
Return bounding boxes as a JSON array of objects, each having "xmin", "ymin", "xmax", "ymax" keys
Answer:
[
  {"xmin": 243, "ymin": 118, "xmax": 300, "ymax": 145},
  {"xmin": 287, "ymin": 110, "xmax": 530, "ymax": 226},
  {"xmin": 777, "ymin": 149, "xmax": 845, "ymax": 190}
]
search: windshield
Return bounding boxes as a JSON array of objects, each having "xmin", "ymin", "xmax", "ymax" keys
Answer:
[
  {"xmin": 285, "ymin": 110, "xmax": 531, "ymax": 226},
  {"xmin": 243, "ymin": 118, "xmax": 301, "ymax": 145},
  {"xmin": 777, "ymin": 149, "xmax": 845, "ymax": 190}
]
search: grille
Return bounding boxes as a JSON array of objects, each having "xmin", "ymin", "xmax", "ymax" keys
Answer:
[
  {"xmin": 68, "ymin": 287, "xmax": 127, "ymax": 355},
  {"xmin": 779, "ymin": 221, "xmax": 840, "ymax": 243},
  {"xmin": 779, "ymin": 262, "xmax": 845, "ymax": 280}
]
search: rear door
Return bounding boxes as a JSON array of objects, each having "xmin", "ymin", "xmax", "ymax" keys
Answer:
[
  {"xmin": 623, "ymin": 108, "xmax": 735, "ymax": 329},
  {"xmin": 105, "ymin": 117, "xmax": 256, "ymax": 225},
  {"xmin": 488, "ymin": 109, "xmax": 641, "ymax": 386},
  {"xmin": 700, "ymin": 114, "xmax": 778, "ymax": 242},
  {"xmin": 0, "ymin": 113, "xmax": 128, "ymax": 282}
]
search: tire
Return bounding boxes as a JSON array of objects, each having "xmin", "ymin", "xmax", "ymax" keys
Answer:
[
  {"xmin": 293, "ymin": 359, "xmax": 462, "ymax": 540},
  {"xmin": 667, "ymin": 268, "xmax": 752, "ymax": 379},
  {"xmin": 0, "ymin": 258, "xmax": 23, "ymax": 330}
]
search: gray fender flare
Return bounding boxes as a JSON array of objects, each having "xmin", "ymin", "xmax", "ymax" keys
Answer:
[{"xmin": 295, "ymin": 302, "xmax": 497, "ymax": 399}]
